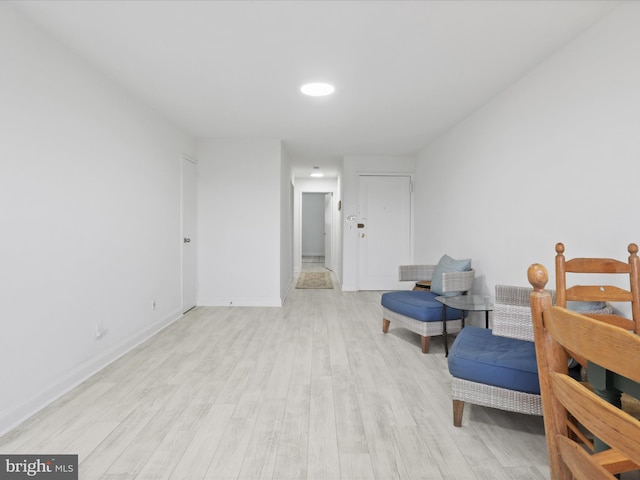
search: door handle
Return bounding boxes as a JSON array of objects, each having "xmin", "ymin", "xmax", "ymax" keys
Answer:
[{"xmin": 184, "ymin": 238, "xmax": 191, "ymax": 243}]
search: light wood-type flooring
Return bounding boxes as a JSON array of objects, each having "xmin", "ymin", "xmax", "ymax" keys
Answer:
[{"xmin": 1, "ymin": 263, "xmax": 553, "ymax": 479}]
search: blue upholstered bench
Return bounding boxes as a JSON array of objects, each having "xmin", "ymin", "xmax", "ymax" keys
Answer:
[
  {"xmin": 381, "ymin": 290, "xmax": 466, "ymax": 353},
  {"xmin": 381, "ymin": 257, "xmax": 475, "ymax": 353},
  {"xmin": 381, "ymin": 290, "xmax": 464, "ymax": 322}
]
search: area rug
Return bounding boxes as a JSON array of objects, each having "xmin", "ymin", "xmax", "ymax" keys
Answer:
[{"xmin": 296, "ymin": 271, "xmax": 333, "ymax": 289}]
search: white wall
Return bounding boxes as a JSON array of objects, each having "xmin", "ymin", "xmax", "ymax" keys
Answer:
[
  {"xmin": 0, "ymin": 4, "xmax": 194, "ymax": 434},
  {"xmin": 301, "ymin": 193, "xmax": 326, "ymax": 256},
  {"xmin": 196, "ymin": 138, "xmax": 283, "ymax": 306},
  {"xmin": 414, "ymin": 2, "xmax": 640, "ymax": 298},
  {"xmin": 341, "ymin": 156, "xmax": 416, "ymax": 291}
]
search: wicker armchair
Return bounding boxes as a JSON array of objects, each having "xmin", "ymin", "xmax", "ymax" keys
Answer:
[
  {"xmin": 382, "ymin": 263, "xmax": 475, "ymax": 353},
  {"xmin": 448, "ymin": 284, "xmax": 613, "ymax": 426}
]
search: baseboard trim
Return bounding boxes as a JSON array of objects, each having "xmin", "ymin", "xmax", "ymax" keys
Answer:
[
  {"xmin": 281, "ymin": 277, "xmax": 294, "ymax": 305},
  {"xmin": 0, "ymin": 308, "xmax": 183, "ymax": 436}
]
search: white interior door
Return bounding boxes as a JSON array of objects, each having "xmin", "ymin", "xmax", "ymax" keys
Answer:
[
  {"xmin": 357, "ymin": 175, "xmax": 412, "ymax": 290},
  {"xmin": 181, "ymin": 156, "xmax": 197, "ymax": 313},
  {"xmin": 324, "ymin": 193, "xmax": 333, "ymax": 270}
]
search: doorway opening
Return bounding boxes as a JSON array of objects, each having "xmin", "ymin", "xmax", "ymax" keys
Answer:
[{"xmin": 301, "ymin": 192, "xmax": 333, "ymax": 271}]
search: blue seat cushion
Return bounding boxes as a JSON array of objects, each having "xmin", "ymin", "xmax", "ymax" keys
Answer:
[
  {"xmin": 381, "ymin": 290, "xmax": 463, "ymax": 322},
  {"xmin": 448, "ymin": 326, "xmax": 540, "ymax": 394}
]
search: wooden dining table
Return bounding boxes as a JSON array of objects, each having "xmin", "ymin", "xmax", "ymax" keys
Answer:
[{"xmin": 588, "ymin": 361, "xmax": 640, "ymax": 452}]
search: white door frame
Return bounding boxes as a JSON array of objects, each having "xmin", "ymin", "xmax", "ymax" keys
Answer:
[
  {"xmin": 294, "ymin": 180, "xmax": 338, "ymax": 274},
  {"xmin": 324, "ymin": 192, "xmax": 334, "ymax": 271},
  {"xmin": 181, "ymin": 154, "xmax": 198, "ymax": 313},
  {"xmin": 356, "ymin": 173, "xmax": 413, "ymax": 290},
  {"xmin": 300, "ymin": 191, "xmax": 333, "ymax": 268}
]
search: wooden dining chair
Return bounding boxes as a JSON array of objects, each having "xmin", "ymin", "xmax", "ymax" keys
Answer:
[
  {"xmin": 555, "ymin": 242, "xmax": 640, "ymax": 334},
  {"xmin": 528, "ymin": 263, "xmax": 640, "ymax": 480}
]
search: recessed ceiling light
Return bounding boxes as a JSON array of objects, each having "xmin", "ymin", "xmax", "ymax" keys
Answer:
[
  {"xmin": 300, "ymin": 83, "xmax": 335, "ymax": 97},
  {"xmin": 310, "ymin": 166, "xmax": 324, "ymax": 177}
]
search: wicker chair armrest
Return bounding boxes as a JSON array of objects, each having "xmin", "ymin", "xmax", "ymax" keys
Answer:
[
  {"xmin": 492, "ymin": 284, "xmax": 613, "ymax": 342},
  {"xmin": 441, "ymin": 269, "xmax": 475, "ymax": 294},
  {"xmin": 493, "ymin": 285, "xmax": 537, "ymax": 341},
  {"xmin": 398, "ymin": 264, "xmax": 436, "ymax": 282},
  {"xmin": 493, "ymin": 304, "xmax": 535, "ymax": 341}
]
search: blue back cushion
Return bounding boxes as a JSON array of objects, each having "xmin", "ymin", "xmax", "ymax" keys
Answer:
[
  {"xmin": 430, "ymin": 254, "xmax": 471, "ymax": 296},
  {"xmin": 567, "ymin": 300, "xmax": 607, "ymax": 312}
]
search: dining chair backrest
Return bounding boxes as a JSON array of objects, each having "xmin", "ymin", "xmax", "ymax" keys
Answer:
[
  {"xmin": 555, "ymin": 242, "xmax": 640, "ymax": 333},
  {"xmin": 528, "ymin": 263, "xmax": 640, "ymax": 480}
]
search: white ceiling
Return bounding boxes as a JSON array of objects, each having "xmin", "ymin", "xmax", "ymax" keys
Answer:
[{"xmin": 9, "ymin": 0, "xmax": 620, "ymax": 178}]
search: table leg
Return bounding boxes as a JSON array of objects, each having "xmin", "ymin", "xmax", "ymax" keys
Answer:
[
  {"xmin": 589, "ymin": 362, "xmax": 623, "ymax": 453},
  {"xmin": 442, "ymin": 304, "xmax": 449, "ymax": 356}
]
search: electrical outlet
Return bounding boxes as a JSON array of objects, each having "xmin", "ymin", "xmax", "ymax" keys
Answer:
[{"xmin": 95, "ymin": 323, "xmax": 104, "ymax": 339}]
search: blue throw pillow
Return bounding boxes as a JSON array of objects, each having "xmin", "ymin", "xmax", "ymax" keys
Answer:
[
  {"xmin": 567, "ymin": 300, "xmax": 607, "ymax": 312},
  {"xmin": 431, "ymin": 254, "xmax": 471, "ymax": 296}
]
